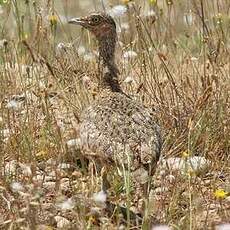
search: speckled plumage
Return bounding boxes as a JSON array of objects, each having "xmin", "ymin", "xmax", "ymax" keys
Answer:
[
  {"xmin": 69, "ymin": 12, "xmax": 162, "ymax": 177},
  {"xmin": 80, "ymin": 90, "xmax": 161, "ymax": 172}
]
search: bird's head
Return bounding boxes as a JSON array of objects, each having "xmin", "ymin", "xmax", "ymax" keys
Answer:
[{"xmin": 68, "ymin": 12, "xmax": 116, "ymax": 40}]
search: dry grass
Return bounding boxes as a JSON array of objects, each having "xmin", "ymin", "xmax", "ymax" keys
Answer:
[{"xmin": 0, "ymin": 0, "xmax": 229, "ymax": 229}]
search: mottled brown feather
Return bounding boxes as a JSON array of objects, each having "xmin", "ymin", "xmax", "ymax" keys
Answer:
[{"xmin": 69, "ymin": 12, "xmax": 162, "ymax": 176}]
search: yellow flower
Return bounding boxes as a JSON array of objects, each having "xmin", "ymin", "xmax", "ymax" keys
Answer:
[
  {"xmin": 187, "ymin": 169, "xmax": 196, "ymax": 177},
  {"xmin": 182, "ymin": 150, "xmax": 191, "ymax": 158},
  {"xmin": 122, "ymin": 0, "xmax": 133, "ymax": 4},
  {"xmin": 166, "ymin": 0, "xmax": 173, "ymax": 5},
  {"xmin": 49, "ymin": 14, "xmax": 58, "ymax": 26},
  {"xmin": 36, "ymin": 150, "xmax": 48, "ymax": 161},
  {"xmin": 214, "ymin": 189, "xmax": 228, "ymax": 199},
  {"xmin": 149, "ymin": 0, "xmax": 157, "ymax": 5}
]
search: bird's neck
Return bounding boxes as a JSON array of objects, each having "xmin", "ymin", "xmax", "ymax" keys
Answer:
[{"xmin": 98, "ymin": 34, "xmax": 121, "ymax": 92}]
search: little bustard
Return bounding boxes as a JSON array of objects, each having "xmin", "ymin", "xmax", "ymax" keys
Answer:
[{"xmin": 69, "ymin": 12, "xmax": 162, "ymax": 192}]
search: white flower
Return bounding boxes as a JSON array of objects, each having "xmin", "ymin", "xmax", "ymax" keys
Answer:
[
  {"xmin": 154, "ymin": 187, "xmax": 169, "ymax": 194},
  {"xmin": 184, "ymin": 11, "xmax": 194, "ymax": 26},
  {"xmin": 3, "ymin": 160, "xmax": 17, "ymax": 176},
  {"xmin": 56, "ymin": 42, "xmax": 71, "ymax": 55},
  {"xmin": 146, "ymin": 10, "xmax": 157, "ymax": 18},
  {"xmin": 77, "ymin": 46, "xmax": 86, "ymax": 56},
  {"xmin": 19, "ymin": 163, "xmax": 32, "ymax": 177},
  {"xmin": 11, "ymin": 182, "xmax": 24, "ymax": 192},
  {"xmin": 66, "ymin": 138, "xmax": 81, "ymax": 148},
  {"xmin": 121, "ymin": 22, "xmax": 129, "ymax": 30},
  {"xmin": 93, "ymin": 190, "xmax": 107, "ymax": 204},
  {"xmin": 56, "ymin": 198, "xmax": 75, "ymax": 210},
  {"xmin": 56, "ymin": 42, "xmax": 66, "ymax": 50},
  {"xmin": 216, "ymin": 223, "xmax": 230, "ymax": 230},
  {"xmin": 161, "ymin": 44, "xmax": 168, "ymax": 55},
  {"xmin": 2, "ymin": 128, "xmax": 10, "ymax": 138},
  {"xmin": 83, "ymin": 53, "xmax": 95, "ymax": 61},
  {"xmin": 58, "ymin": 163, "xmax": 71, "ymax": 169},
  {"xmin": 123, "ymin": 50, "xmax": 138, "ymax": 59},
  {"xmin": 6, "ymin": 99, "xmax": 21, "ymax": 110},
  {"xmin": 124, "ymin": 76, "xmax": 135, "ymax": 84},
  {"xmin": 109, "ymin": 5, "xmax": 127, "ymax": 17},
  {"xmin": 191, "ymin": 56, "xmax": 198, "ymax": 62},
  {"xmin": 166, "ymin": 174, "xmax": 175, "ymax": 183},
  {"xmin": 152, "ymin": 225, "xmax": 171, "ymax": 230},
  {"xmin": 6, "ymin": 94, "xmax": 25, "ymax": 110},
  {"xmin": 82, "ymin": 75, "xmax": 91, "ymax": 88}
]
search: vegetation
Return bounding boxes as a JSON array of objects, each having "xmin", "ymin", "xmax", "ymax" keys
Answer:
[{"xmin": 0, "ymin": 0, "xmax": 229, "ymax": 229}]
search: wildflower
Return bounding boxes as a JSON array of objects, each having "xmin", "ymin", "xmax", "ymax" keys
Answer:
[
  {"xmin": 145, "ymin": 10, "xmax": 157, "ymax": 18},
  {"xmin": 214, "ymin": 189, "xmax": 228, "ymax": 199},
  {"xmin": 187, "ymin": 169, "xmax": 196, "ymax": 177},
  {"xmin": 216, "ymin": 223, "xmax": 230, "ymax": 230},
  {"xmin": 19, "ymin": 163, "xmax": 32, "ymax": 177},
  {"xmin": 83, "ymin": 53, "xmax": 95, "ymax": 61},
  {"xmin": 49, "ymin": 14, "xmax": 58, "ymax": 27},
  {"xmin": 108, "ymin": 5, "xmax": 127, "ymax": 17},
  {"xmin": 66, "ymin": 138, "xmax": 81, "ymax": 148},
  {"xmin": 56, "ymin": 198, "xmax": 75, "ymax": 210},
  {"xmin": 36, "ymin": 150, "xmax": 48, "ymax": 161},
  {"xmin": 77, "ymin": 46, "xmax": 86, "ymax": 56},
  {"xmin": 123, "ymin": 50, "xmax": 138, "ymax": 59},
  {"xmin": 6, "ymin": 99, "xmax": 22, "ymax": 110},
  {"xmin": 3, "ymin": 160, "xmax": 17, "ymax": 176},
  {"xmin": 182, "ymin": 150, "xmax": 191, "ymax": 158},
  {"xmin": 6, "ymin": 94, "xmax": 25, "ymax": 110},
  {"xmin": 124, "ymin": 76, "xmax": 135, "ymax": 84},
  {"xmin": 191, "ymin": 57, "xmax": 198, "ymax": 62},
  {"xmin": 149, "ymin": 0, "xmax": 157, "ymax": 5},
  {"xmin": 11, "ymin": 182, "xmax": 24, "ymax": 192},
  {"xmin": 56, "ymin": 42, "xmax": 72, "ymax": 56},
  {"xmin": 93, "ymin": 190, "xmax": 107, "ymax": 204},
  {"xmin": 82, "ymin": 75, "xmax": 91, "ymax": 88},
  {"xmin": 216, "ymin": 13, "xmax": 223, "ymax": 25},
  {"xmin": 58, "ymin": 163, "xmax": 71, "ymax": 169},
  {"xmin": 120, "ymin": 22, "xmax": 130, "ymax": 31},
  {"xmin": 184, "ymin": 11, "xmax": 194, "ymax": 26},
  {"xmin": 166, "ymin": 0, "xmax": 173, "ymax": 5},
  {"xmin": 122, "ymin": 0, "xmax": 134, "ymax": 4},
  {"xmin": 56, "ymin": 42, "xmax": 67, "ymax": 53},
  {"xmin": 161, "ymin": 44, "xmax": 168, "ymax": 55}
]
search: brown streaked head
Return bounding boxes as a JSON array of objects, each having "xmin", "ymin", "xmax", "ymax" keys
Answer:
[{"xmin": 68, "ymin": 12, "xmax": 116, "ymax": 40}]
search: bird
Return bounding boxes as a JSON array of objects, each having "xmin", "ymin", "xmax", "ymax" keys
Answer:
[{"xmin": 68, "ymin": 12, "xmax": 162, "ymax": 197}]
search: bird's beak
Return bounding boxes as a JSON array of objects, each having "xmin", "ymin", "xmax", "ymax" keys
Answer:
[{"xmin": 68, "ymin": 17, "xmax": 86, "ymax": 26}]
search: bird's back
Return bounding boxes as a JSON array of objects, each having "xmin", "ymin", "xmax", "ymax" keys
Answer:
[{"xmin": 80, "ymin": 91, "xmax": 162, "ymax": 172}]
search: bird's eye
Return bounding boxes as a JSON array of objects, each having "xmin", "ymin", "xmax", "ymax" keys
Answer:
[{"xmin": 91, "ymin": 16, "xmax": 100, "ymax": 24}]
